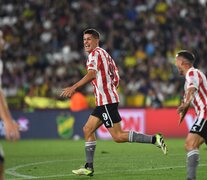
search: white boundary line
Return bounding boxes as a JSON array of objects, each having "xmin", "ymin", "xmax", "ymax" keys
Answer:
[
  {"xmin": 6, "ymin": 159, "xmax": 207, "ymax": 180},
  {"xmin": 6, "ymin": 159, "xmax": 82, "ymax": 179}
]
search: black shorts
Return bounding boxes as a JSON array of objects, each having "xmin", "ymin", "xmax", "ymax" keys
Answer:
[
  {"xmin": 91, "ymin": 103, "xmax": 122, "ymax": 128},
  {"xmin": 190, "ymin": 118, "xmax": 207, "ymax": 143}
]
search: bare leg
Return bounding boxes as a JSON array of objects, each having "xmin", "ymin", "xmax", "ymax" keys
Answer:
[
  {"xmin": 72, "ymin": 115, "xmax": 102, "ymax": 176},
  {"xmin": 83, "ymin": 115, "xmax": 103, "ymax": 141},
  {"xmin": 108, "ymin": 122, "xmax": 154, "ymax": 143},
  {"xmin": 83, "ymin": 115, "xmax": 102, "ymax": 169}
]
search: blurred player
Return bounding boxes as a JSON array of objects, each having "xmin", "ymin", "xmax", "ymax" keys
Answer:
[
  {"xmin": 60, "ymin": 29, "xmax": 167, "ymax": 176},
  {"xmin": 0, "ymin": 30, "xmax": 20, "ymax": 180},
  {"xmin": 175, "ymin": 50, "xmax": 207, "ymax": 180}
]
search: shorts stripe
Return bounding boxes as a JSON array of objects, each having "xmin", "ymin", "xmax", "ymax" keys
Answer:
[
  {"xmin": 190, "ymin": 118, "xmax": 207, "ymax": 143},
  {"xmin": 104, "ymin": 105, "xmax": 113, "ymax": 127},
  {"xmin": 199, "ymin": 119, "xmax": 206, "ymax": 132},
  {"xmin": 128, "ymin": 131, "xmax": 133, "ymax": 142}
]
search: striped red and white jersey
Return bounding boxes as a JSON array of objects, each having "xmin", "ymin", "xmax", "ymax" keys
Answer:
[
  {"xmin": 184, "ymin": 67, "xmax": 207, "ymax": 120},
  {"xmin": 86, "ymin": 47, "xmax": 119, "ymax": 106}
]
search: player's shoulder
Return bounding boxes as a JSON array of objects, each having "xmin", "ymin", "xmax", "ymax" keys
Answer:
[
  {"xmin": 186, "ymin": 67, "xmax": 206, "ymax": 81},
  {"xmin": 89, "ymin": 47, "xmax": 107, "ymax": 57},
  {"xmin": 186, "ymin": 67, "xmax": 197, "ymax": 77},
  {"xmin": 92, "ymin": 47, "xmax": 105, "ymax": 53},
  {"xmin": 89, "ymin": 47, "xmax": 99, "ymax": 57}
]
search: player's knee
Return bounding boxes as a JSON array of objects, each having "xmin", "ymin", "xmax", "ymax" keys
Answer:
[
  {"xmin": 83, "ymin": 125, "xmax": 92, "ymax": 137},
  {"xmin": 184, "ymin": 141, "xmax": 198, "ymax": 152},
  {"xmin": 184, "ymin": 143, "xmax": 190, "ymax": 152},
  {"xmin": 83, "ymin": 125, "xmax": 88, "ymax": 135}
]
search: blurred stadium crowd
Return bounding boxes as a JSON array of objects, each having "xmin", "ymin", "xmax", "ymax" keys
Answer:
[{"xmin": 0, "ymin": 0, "xmax": 206, "ymax": 109}]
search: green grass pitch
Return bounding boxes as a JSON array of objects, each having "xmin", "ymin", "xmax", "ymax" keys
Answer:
[{"xmin": 2, "ymin": 139, "xmax": 207, "ymax": 180}]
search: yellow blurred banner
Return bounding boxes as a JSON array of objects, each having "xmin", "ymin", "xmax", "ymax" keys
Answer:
[{"xmin": 24, "ymin": 96, "xmax": 69, "ymax": 109}]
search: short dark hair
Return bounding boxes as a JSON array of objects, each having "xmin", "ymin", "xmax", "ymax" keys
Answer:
[
  {"xmin": 83, "ymin": 29, "xmax": 100, "ymax": 39},
  {"xmin": 176, "ymin": 50, "xmax": 195, "ymax": 64}
]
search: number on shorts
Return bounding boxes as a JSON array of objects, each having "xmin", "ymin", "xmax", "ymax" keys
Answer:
[{"xmin": 102, "ymin": 113, "xmax": 108, "ymax": 121}]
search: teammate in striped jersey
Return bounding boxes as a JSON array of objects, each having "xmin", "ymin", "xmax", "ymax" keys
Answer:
[
  {"xmin": 175, "ymin": 50, "xmax": 207, "ymax": 180},
  {"xmin": 60, "ymin": 29, "xmax": 167, "ymax": 176}
]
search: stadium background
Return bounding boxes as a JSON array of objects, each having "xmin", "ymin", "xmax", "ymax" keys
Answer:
[{"xmin": 0, "ymin": 0, "xmax": 207, "ymax": 139}]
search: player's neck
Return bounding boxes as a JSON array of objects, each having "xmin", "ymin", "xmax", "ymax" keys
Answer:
[
  {"xmin": 89, "ymin": 46, "xmax": 98, "ymax": 53},
  {"xmin": 184, "ymin": 66, "xmax": 193, "ymax": 75}
]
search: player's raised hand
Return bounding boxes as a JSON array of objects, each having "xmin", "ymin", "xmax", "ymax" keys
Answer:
[{"xmin": 60, "ymin": 86, "xmax": 76, "ymax": 98}]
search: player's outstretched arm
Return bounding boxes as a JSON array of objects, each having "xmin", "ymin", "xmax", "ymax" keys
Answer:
[
  {"xmin": 60, "ymin": 70, "xmax": 96, "ymax": 98},
  {"xmin": 0, "ymin": 89, "xmax": 20, "ymax": 141}
]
